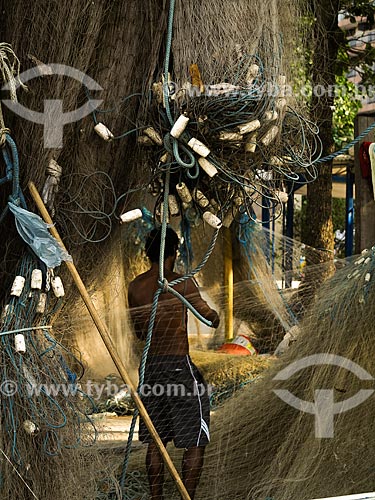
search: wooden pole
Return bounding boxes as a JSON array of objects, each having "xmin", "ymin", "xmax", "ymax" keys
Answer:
[
  {"xmin": 223, "ymin": 227, "xmax": 234, "ymax": 341},
  {"xmin": 28, "ymin": 182, "xmax": 191, "ymax": 500}
]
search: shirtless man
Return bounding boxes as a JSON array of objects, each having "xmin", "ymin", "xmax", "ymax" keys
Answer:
[{"xmin": 128, "ymin": 227, "xmax": 219, "ymax": 500}]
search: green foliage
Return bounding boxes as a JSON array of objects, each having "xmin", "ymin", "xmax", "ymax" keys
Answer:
[
  {"xmin": 290, "ymin": 16, "xmax": 314, "ymax": 105},
  {"xmin": 332, "ymin": 4, "xmax": 375, "ymax": 147},
  {"xmin": 342, "ymin": 1, "xmax": 375, "ymax": 26},
  {"xmin": 332, "ymin": 73, "xmax": 362, "ymax": 148},
  {"xmin": 337, "ymin": 2, "xmax": 375, "ymax": 87},
  {"xmin": 289, "ymin": 1, "xmax": 375, "ymax": 253}
]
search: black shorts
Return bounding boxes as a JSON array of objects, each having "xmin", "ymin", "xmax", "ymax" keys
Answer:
[{"xmin": 138, "ymin": 355, "xmax": 210, "ymax": 448}]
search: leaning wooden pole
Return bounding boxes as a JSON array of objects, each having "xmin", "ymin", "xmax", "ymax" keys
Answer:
[{"xmin": 28, "ymin": 181, "xmax": 191, "ymax": 500}]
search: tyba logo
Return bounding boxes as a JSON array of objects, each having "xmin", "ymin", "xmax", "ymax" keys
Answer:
[
  {"xmin": 273, "ymin": 353, "xmax": 374, "ymax": 438},
  {"xmin": 2, "ymin": 64, "xmax": 103, "ymax": 148}
]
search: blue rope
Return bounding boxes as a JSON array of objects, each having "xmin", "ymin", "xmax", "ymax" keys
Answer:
[
  {"xmin": 120, "ymin": 169, "xmax": 171, "ymax": 493},
  {"xmin": 84, "ymin": 86, "xmax": 146, "ymax": 140},
  {"xmin": 0, "ymin": 134, "xmax": 27, "ymax": 224},
  {"xmin": 168, "ymin": 229, "xmax": 219, "ymax": 288},
  {"xmin": 120, "ymin": 1, "xmax": 222, "ymax": 490},
  {"xmin": 0, "ymin": 148, "xmax": 12, "ymax": 185},
  {"xmin": 163, "ymin": 0, "xmax": 175, "ymax": 127},
  {"xmin": 0, "ymin": 252, "xmax": 97, "ymax": 467},
  {"xmin": 316, "ymin": 120, "xmax": 375, "ymax": 163},
  {"xmin": 161, "ymin": 0, "xmax": 198, "ymax": 176}
]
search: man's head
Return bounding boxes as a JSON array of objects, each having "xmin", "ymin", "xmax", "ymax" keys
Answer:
[{"xmin": 145, "ymin": 227, "xmax": 179, "ymax": 263}]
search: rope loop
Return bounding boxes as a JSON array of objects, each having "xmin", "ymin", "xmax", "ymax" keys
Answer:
[
  {"xmin": 158, "ymin": 277, "xmax": 169, "ymax": 293},
  {"xmin": 8, "ymin": 194, "xmax": 20, "ymax": 206},
  {"xmin": 172, "ymin": 138, "xmax": 196, "ymax": 169},
  {"xmin": 0, "ymin": 127, "xmax": 11, "ymax": 147}
]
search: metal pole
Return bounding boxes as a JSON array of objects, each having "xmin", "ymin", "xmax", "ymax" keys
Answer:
[
  {"xmin": 345, "ymin": 164, "xmax": 354, "ymax": 257},
  {"xmin": 28, "ymin": 181, "xmax": 191, "ymax": 500},
  {"xmin": 262, "ymin": 191, "xmax": 270, "ymax": 264},
  {"xmin": 223, "ymin": 227, "xmax": 234, "ymax": 341},
  {"xmin": 285, "ymin": 189, "xmax": 294, "ymax": 288}
]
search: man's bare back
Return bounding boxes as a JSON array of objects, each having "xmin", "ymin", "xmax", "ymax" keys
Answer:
[{"xmin": 128, "ymin": 268, "xmax": 219, "ymax": 356}]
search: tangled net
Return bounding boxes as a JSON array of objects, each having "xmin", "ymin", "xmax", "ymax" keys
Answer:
[
  {"xmin": 0, "ymin": 251, "xmax": 120, "ymax": 499},
  {"xmin": 64, "ymin": 217, "xmax": 372, "ymax": 500},
  {"xmin": 195, "ymin": 247, "xmax": 375, "ymax": 500},
  {"xmin": 132, "ymin": 0, "xmax": 321, "ymax": 231}
]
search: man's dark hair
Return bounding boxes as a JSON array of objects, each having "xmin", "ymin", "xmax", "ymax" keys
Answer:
[{"xmin": 145, "ymin": 227, "xmax": 179, "ymax": 263}]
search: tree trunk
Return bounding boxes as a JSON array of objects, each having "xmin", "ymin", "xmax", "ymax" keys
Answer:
[{"xmin": 302, "ymin": 0, "xmax": 343, "ymax": 301}]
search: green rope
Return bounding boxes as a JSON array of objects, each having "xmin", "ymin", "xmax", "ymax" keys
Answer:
[
  {"xmin": 317, "ymin": 120, "xmax": 375, "ymax": 164},
  {"xmin": 163, "ymin": 0, "xmax": 175, "ymax": 127},
  {"xmin": 162, "ymin": 0, "xmax": 198, "ymax": 176},
  {"xmin": 120, "ymin": 1, "xmax": 220, "ymax": 493},
  {"xmin": 120, "ymin": 169, "xmax": 171, "ymax": 493},
  {"xmin": 0, "ymin": 134, "xmax": 27, "ymax": 224}
]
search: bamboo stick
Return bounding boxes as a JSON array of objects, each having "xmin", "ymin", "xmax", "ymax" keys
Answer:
[{"xmin": 28, "ymin": 181, "xmax": 191, "ymax": 500}]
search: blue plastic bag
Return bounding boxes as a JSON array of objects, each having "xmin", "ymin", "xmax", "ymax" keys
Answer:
[{"xmin": 9, "ymin": 202, "xmax": 72, "ymax": 268}]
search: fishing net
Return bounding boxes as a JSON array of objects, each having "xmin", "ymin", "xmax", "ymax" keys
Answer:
[
  {"xmin": 0, "ymin": 0, "xmax": 319, "ymax": 287},
  {"xmin": 135, "ymin": 0, "xmax": 321, "ymax": 237},
  {"xmin": 0, "ymin": 0, "xmax": 357, "ymax": 499},
  {"xmin": 0, "ymin": 1, "xmax": 168, "ymax": 497},
  {"xmin": 0, "ymin": 0, "xmax": 168, "ymax": 296},
  {"xmin": 196, "ymin": 248, "xmax": 375, "ymax": 500},
  {"xmin": 55, "ymin": 216, "xmax": 337, "ymax": 499},
  {"xmin": 0, "ymin": 250, "xmax": 122, "ymax": 499},
  {"xmin": 78, "ymin": 223, "xmax": 373, "ymax": 500}
]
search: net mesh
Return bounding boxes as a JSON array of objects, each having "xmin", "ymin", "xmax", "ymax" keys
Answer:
[
  {"xmin": 1, "ymin": 203, "xmax": 370, "ymax": 500},
  {"xmin": 103, "ymin": 230, "xmax": 371, "ymax": 500},
  {"xmin": 0, "ymin": 0, "xmax": 363, "ymax": 499},
  {"xmin": 56, "ymin": 220, "xmax": 354, "ymax": 500}
]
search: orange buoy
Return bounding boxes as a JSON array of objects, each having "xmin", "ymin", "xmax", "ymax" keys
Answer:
[{"xmin": 218, "ymin": 334, "xmax": 257, "ymax": 356}]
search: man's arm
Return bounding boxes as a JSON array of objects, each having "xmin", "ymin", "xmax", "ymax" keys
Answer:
[{"xmin": 184, "ymin": 278, "xmax": 220, "ymax": 328}]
